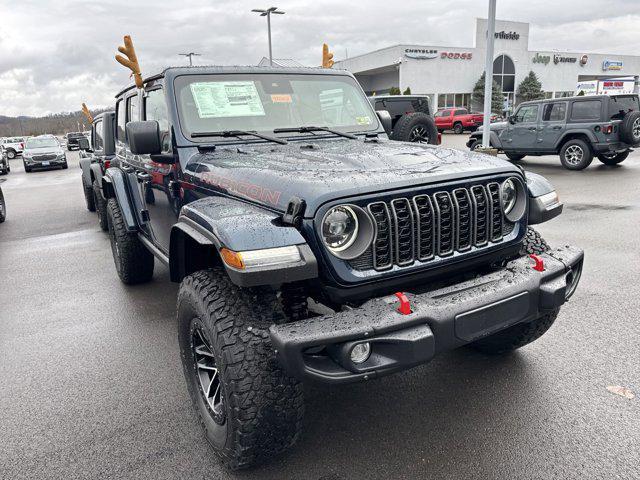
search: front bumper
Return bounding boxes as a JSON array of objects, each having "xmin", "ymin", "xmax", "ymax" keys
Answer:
[
  {"xmin": 25, "ymin": 159, "xmax": 66, "ymax": 168},
  {"xmin": 270, "ymin": 246, "xmax": 583, "ymax": 384}
]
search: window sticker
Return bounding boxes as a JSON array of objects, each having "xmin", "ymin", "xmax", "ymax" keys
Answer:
[
  {"xmin": 270, "ymin": 94, "xmax": 292, "ymax": 103},
  {"xmin": 190, "ymin": 81, "xmax": 266, "ymax": 118},
  {"xmin": 356, "ymin": 116, "xmax": 372, "ymax": 125}
]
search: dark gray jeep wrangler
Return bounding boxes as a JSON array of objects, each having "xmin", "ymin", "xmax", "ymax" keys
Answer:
[
  {"xmin": 103, "ymin": 66, "xmax": 583, "ymax": 470},
  {"xmin": 468, "ymin": 94, "xmax": 640, "ymax": 170}
]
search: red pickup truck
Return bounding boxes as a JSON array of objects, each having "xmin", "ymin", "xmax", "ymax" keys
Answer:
[{"xmin": 434, "ymin": 108, "xmax": 484, "ymax": 134}]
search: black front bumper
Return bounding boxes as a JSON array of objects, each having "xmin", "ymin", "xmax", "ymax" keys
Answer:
[{"xmin": 270, "ymin": 246, "xmax": 584, "ymax": 384}]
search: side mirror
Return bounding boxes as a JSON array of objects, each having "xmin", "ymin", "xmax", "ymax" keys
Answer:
[
  {"xmin": 508, "ymin": 115, "xmax": 516, "ymax": 125},
  {"xmin": 376, "ymin": 110, "xmax": 393, "ymax": 135},
  {"xmin": 126, "ymin": 121, "xmax": 161, "ymax": 155},
  {"xmin": 78, "ymin": 136, "xmax": 91, "ymax": 151}
]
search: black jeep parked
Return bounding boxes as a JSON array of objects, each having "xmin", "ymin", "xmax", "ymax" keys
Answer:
[
  {"xmin": 467, "ymin": 94, "xmax": 640, "ymax": 170},
  {"xmin": 103, "ymin": 66, "xmax": 583, "ymax": 470},
  {"xmin": 79, "ymin": 112, "xmax": 116, "ymax": 231},
  {"xmin": 368, "ymin": 94, "xmax": 439, "ymax": 144}
]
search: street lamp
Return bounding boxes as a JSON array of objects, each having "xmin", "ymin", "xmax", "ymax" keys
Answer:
[
  {"xmin": 251, "ymin": 6, "xmax": 285, "ymax": 66},
  {"xmin": 179, "ymin": 52, "xmax": 201, "ymax": 66}
]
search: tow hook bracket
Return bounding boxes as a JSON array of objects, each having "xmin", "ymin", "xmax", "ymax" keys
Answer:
[
  {"xmin": 529, "ymin": 254, "xmax": 545, "ymax": 272},
  {"xmin": 394, "ymin": 292, "xmax": 412, "ymax": 315}
]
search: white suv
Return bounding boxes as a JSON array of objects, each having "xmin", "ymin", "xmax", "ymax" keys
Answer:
[{"xmin": 0, "ymin": 137, "xmax": 26, "ymax": 159}]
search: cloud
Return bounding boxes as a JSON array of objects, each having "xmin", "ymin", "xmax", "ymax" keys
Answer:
[{"xmin": 0, "ymin": 0, "xmax": 639, "ymax": 116}]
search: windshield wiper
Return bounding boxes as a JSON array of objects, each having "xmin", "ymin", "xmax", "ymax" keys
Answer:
[
  {"xmin": 273, "ymin": 126, "xmax": 357, "ymax": 140},
  {"xmin": 191, "ymin": 130, "xmax": 288, "ymax": 145}
]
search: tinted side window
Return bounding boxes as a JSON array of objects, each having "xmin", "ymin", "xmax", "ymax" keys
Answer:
[
  {"xmin": 374, "ymin": 100, "xmax": 384, "ymax": 110},
  {"xmin": 145, "ymin": 89, "xmax": 171, "ymax": 152},
  {"xmin": 608, "ymin": 96, "xmax": 639, "ymax": 120},
  {"xmin": 387, "ymin": 99, "xmax": 413, "ymax": 115},
  {"xmin": 571, "ymin": 100, "xmax": 601, "ymax": 121},
  {"xmin": 94, "ymin": 120, "xmax": 104, "ymax": 150},
  {"xmin": 542, "ymin": 103, "xmax": 566, "ymax": 122},
  {"xmin": 116, "ymin": 99, "xmax": 126, "ymax": 141},
  {"xmin": 454, "ymin": 109, "xmax": 467, "ymax": 116},
  {"xmin": 514, "ymin": 105, "xmax": 539, "ymax": 123}
]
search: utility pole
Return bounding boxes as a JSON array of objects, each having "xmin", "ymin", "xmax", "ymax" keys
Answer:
[
  {"xmin": 482, "ymin": 0, "xmax": 497, "ymax": 149},
  {"xmin": 251, "ymin": 7, "xmax": 285, "ymax": 66},
  {"xmin": 179, "ymin": 52, "xmax": 201, "ymax": 66}
]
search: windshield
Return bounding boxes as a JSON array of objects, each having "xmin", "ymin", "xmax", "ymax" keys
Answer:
[
  {"xmin": 174, "ymin": 73, "xmax": 378, "ymax": 140},
  {"xmin": 26, "ymin": 137, "xmax": 58, "ymax": 149}
]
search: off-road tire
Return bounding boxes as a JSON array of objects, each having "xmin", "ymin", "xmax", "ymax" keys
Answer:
[
  {"xmin": 93, "ymin": 180, "xmax": 108, "ymax": 231},
  {"xmin": 83, "ymin": 179, "xmax": 96, "ymax": 212},
  {"xmin": 391, "ymin": 112, "xmax": 438, "ymax": 144},
  {"xmin": 469, "ymin": 139, "xmax": 482, "ymax": 151},
  {"xmin": 0, "ymin": 188, "xmax": 6, "ymax": 223},
  {"xmin": 519, "ymin": 227, "xmax": 550, "ymax": 256},
  {"xmin": 619, "ymin": 111, "xmax": 640, "ymax": 146},
  {"xmin": 559, "ymin": 138, "xmax": 593, "ymax": 170},
  {"xmin": 506, "ymin": 152, "xmax": 526, "ymax": 161},
  {"xmin": 106, "ymin": 198, "xmax": 154, "ymax": 284},
  {"xmin": 453, "ymin": 122, "xmax": 464, "ymax": 134},
  {"xmin": 597, "ymin": 150, "xmax": 629, "ymax": 166},
  {"xmin": 471, "ymin": 227, "xmax": 558, "ymax": 353},
  {"xmin": 178, "ymin": 269, "xmax": 304, "ymax": 470}
]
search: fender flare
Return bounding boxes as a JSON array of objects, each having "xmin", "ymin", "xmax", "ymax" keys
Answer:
[
  {"xmin": 525, "ymin": 172, "xmax": 563, "ymax": 224},
  {"xmin": 103, "ymin": 168, "xmax": 138, "ymax": 231},
  {"xmin": 554, "ymin": 129, "xmax": 597, "ymax": 150},
  {"xmin": 89, "ymin": 163, "xmax": 104, "ymax": 197},
  {"xmin": 79, "ymin": 158, "xmax": 93, "ymax": 187},
  {"xmin": 170, "ymin": 196, "xmax": 317, "ymax": 286}
]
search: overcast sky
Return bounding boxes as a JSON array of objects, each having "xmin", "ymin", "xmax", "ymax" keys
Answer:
[{"xmin": 1, "ymin": 0, "xmax": 639, "ymax": 116}]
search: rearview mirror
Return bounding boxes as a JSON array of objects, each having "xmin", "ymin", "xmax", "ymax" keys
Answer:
[
  {"xmin": 126, "ymin": 121, "xmax": 161, "ymax": 155},
  {"xmin": 376, "ymin": 110, "xmax": 392, "ymax": 135},
  {"xmin": 77, "ymin": 136, "xmax": 91, "ymax": 151}
]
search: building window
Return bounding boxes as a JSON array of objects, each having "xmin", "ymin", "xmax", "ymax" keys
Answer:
[
  {"xmin": 493, "ymin": 55, "xmax": 515, "ymax": 93},
  {"xmin": 437, "ymin": 93, "xmax": 472, "ymax": 110}
]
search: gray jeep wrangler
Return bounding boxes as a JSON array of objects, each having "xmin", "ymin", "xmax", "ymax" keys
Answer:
[
  {"xmin": 103, "ymin": 66, "xmax": 583, "ymax": 470},
  {"xmin": 467, "ymin": 94, "xmax": 640, "ymax": 170}
]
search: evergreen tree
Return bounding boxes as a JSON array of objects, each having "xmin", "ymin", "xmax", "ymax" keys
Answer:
[
  {"xmin": 403, "ymin": 87, "xmax": 412, "ymax": 95},
  {"xmin": 388, "ymin": 86, "xmax": 402, "ymax": 95},
  {"xmin": 472, "ymin": 73, "xmax": 504, "ymax": 113},
  {"xmin": 517, "ymin": 71, "xmax": 545, "ymax": 102}
]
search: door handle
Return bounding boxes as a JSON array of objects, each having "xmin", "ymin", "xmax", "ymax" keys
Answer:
[
  {"xmin": 527, "ymin": 127, "xmax": 537, "ymax": 131},
  {"xmin": 552, "ymin": 126, "xmax": 562, "ymax": 130},
  {"xmin": 137, "ymin": 172, "xmax": 152, "ymax": 182}
]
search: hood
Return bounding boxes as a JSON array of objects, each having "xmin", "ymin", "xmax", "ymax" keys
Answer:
[
  {"xmin": 183, "ymin": 138, "xmax": 519, "ymax": 216},
  {"xmin": 479, "ymin": 121, "xmax": 508, "ymax": 132},
  {"xmin": 24, "ymin": 146, "xmax": 63, "ymax": 156}
]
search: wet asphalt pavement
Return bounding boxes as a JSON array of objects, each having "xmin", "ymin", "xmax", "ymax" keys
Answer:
[{"xmin": 1, "ymin": 138, "xmax": 639, "ymax": 479}]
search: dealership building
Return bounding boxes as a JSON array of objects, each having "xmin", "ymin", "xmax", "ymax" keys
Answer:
[{"xmin": 334, "ymin": 19, "xmax": 640, "ymax": 113}]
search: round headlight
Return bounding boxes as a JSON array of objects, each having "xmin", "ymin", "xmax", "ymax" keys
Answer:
[
  {"xmin": 322, "ymin": 206, "xmax": 359, "ymax": 252},
  {"xmin": 501, "ymin": 178, "xmax": 517, "ymax": 215}
]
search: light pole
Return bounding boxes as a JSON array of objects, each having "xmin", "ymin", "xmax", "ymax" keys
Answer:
[
  {"xmin": 482, "ymin": 0, "xmax": 497, "ymax": 149},
  {"xmin": 179, "ymin": 52, "xmax": 201, "ymax": 66},
  {"xmin": 251, "ymin": 7, "xmax": 285, "ymax": 66}
]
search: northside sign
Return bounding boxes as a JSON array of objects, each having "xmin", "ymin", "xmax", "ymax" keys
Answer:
[{"xmin": 495, "ymin": 31, "xmax": 520, "ymax": 40}]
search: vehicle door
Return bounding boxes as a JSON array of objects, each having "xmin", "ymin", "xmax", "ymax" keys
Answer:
[
  {"xmin": 434, "ymin": 109, "xmax": 451, "ymax": 130},
  {"xmin": 503, "ymin": 104, "xmax": 540, "ymax": 151},
  {"xmin": 115, "ymin": 91, "xmax": 154, "ymax": 241},
  {"xmin": 138, "ymin": 86, "xmax": 176, "ymax": 253},
  {"xmin": 537, "ymin": 102, "xmax": 567, "ymax": 151}
]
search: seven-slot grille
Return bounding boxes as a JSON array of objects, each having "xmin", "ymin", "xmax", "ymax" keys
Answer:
[{"xmin": 363, "ymin": 182, "xmax": 506, "ymax": 271}]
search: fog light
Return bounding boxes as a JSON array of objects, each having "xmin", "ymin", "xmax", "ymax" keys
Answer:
[{"xmin": 350, "ymin": 342, "xmax": 371, "ymax": 364}]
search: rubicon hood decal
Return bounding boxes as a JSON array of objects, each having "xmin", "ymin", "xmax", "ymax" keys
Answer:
[{"xmin": 184, "ymin": 138, "xmax": 519, "ymax": 215}]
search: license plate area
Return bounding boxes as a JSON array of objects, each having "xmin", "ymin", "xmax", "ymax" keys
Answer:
[
  {"xmin": 42, "ymin": 161, "xmax": 50, "ymax": 166},
  {"xmin": 454, "ymin": 292, "xmax": 531, "ymax": 342}
]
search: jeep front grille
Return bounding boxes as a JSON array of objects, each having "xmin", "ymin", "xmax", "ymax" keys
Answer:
[{"xmin": 362, "ymin": 183, "xmax": 507, "ymax": 271}]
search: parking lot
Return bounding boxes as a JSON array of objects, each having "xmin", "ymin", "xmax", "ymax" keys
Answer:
[{"xmin": 1, "ymin": 138, "xmax": 639, "ymax": 479}]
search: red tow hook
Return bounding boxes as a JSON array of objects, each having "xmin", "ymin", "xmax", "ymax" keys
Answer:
[
  {"xmin": 394, "ymin": 292, "xmax": 412, "ymax": 315},
  {"xmin": 529, "ymin": 254, "xmax": 545, "ymax": 272}
]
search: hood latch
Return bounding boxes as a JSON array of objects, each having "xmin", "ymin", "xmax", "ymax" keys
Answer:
[{"xmin": 282, "ymin": 196, "xmax": 306, "ymax": 228}]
